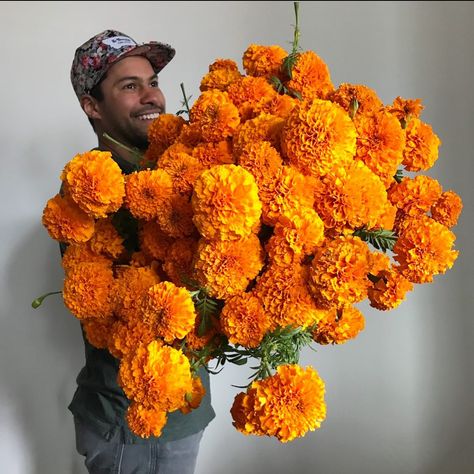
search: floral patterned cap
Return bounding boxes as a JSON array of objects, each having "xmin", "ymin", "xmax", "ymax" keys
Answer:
[{"xmin": 70, "ymin": 29, "xmax": 175, "ymax": 99}]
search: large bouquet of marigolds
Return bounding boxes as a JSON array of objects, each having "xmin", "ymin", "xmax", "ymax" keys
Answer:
[{"xmin": 38, "ymin": 4, "xmax": 462, "ymax": 443}]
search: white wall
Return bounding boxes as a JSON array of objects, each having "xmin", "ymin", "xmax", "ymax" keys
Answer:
[{"xmin": 0, "ymin": 1, "xmax": 472, "ymax": 473}]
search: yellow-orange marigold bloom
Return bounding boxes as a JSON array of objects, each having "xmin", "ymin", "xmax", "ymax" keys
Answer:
[
  {"xmin": 388, "ymin": 97, "xmax": 424, "ymax": 124},
  {"xmin": 393, "ymin": 215, "xmax": 458, "ymax": 284},
  {"xmin": 192, "ymin": 141, "xmax": 234, "ymax": 168},
  {"xmin": 192, "ymin": 164, "xmax": 262, "ymax": 241},
  {"xmin": 176, "ymin": 123, "xmax": 203, "ymax": 148},
  {"xmin": 118, "ymin": 341, "xmax": 191, "ymax": 411},
  {"xmin": 252, "ymin": 93, "xmax": 298, "ymax": 120},
  {"xmin": 61, "ymin": 150, "xmax": 125, "ymax": 218},
  {"xmin": 388, "ymin": 175, "xmax": 442, "ymax": 218},
  {"xmin": 180, "ymin": 376, "xmax": 206, "ymax": 414},
  {"xmin": 63, "ymin": 261, "xmax": 115, "ymax": 319},
  {"xmin": 61, "ymin": 243, "xmax": 112, "ymax": 274},
  {"xmin": 190, "ymin": 90, "xmax": 240, "ymax": 143},
  {"xmin": 209, "ymin": 58, "xmax": 240, "ymax": 72},
  {"xmin": 227, "ymin": 76, "xmax": 278, "ymax": 121},
  {"xmin": 114, "ymin": 266, "xmax": 161, "ymax": 322},
  {"xmin": 87, "ymin": 218, "xmax": 124, "ymax": 259},
  {"xmin": 328, "ymin": 83, "xmax": 383, "ymax": 116},
  {"xmin": 232, "ymin": 113, "xmax": 285, "ymax": 158},
  {"xmin": 42, "ymin": 194, "xmax": 95, "ymax": 244},
  {"xmin": 139, "ymin": 220, "xmax": 173, "ymax": 262},
  {"xmin": 369, "ymin": 252, "xmax": 392, "ymax": 276},
  {"xmin": 368, "ymin": 268, "xmax": 413, "ymax": 311},
  {"xmin": 281, "ymin": 98, "xmax": 356, "ymax": 178},
  {"xmin": 125, "ymin": 170, "xmax": 173, "ymax": 220},
  {"xmin": 200, "ymin": 68, "xmax": 243, "ymax": 92},
  {"xmin": 354, "ymin": 110, "xmax": 406, "ymax": 187},
  {"xmin": 237, "ymin": 141, "xmax": 283, "ymax": 188},
  {"xmin": 286, "ymin": 51, "xmax": 334, "ymax": 100},
  {"xmin": 265, "ymin": 235, "xmax": 302, "ymax": 267},
  {"xmin": 259, "ymin": 165, "xmax": 316, "ymax": 226},
  {"xmin": 220, "ymin": 294, "xmax": 270, "ymax": 348},
  {"xmin": 431, "ymin": 190, "xmax": 463, "ymax": 228},
  {"xmin": 312, "ymin": 161, "xmax": 388, "ymax": 234},
  {"xmin": 402, "ymin": 118, "xmax": 441, "ymax": 171},
  {"xmin": 82, "ymin": 316, "xmax": 116, "ymax": 349},
  {"xmin": 158, "ymin": 142, "xmax": 193, "ymax": 165},
  {"xmin": 184, "ymin": 314, "xmax": 219, "ymax": 352},
  {"xmin": 147, "ymin": 114, "xmax": 186, "ymax": 158},
  {"xmin": 308, "ymin": 236, "xmax": 372, "ymax": 308},
  {"xmin": 242, "ymin": 44, "xmax": 287, "ymax": 78},
  {"xmin": 162, "ymin": 236, "xmax": 199, "ymax": 288},
  {"xmin": 155, "ymin": 193, "xmax": 196, "ymax": 239},
  {"xmin": 231, "ymin": 364, "xmax": 326, "ymax": 443},
  {"xmin": 142, "ymin": 281, "xmax": 197, "ymax": 343},
  {"xmin": 157, "ymin": 152, "xmax": 205, "ymax": 196},
  {"xmin": 108, "ymin": 318, "xmax": 157, "ymax": 360},
  {"xmin": 312, "ymin": 305, "xmax": 365, "ymax": 345},
  {"xmin": 253, "ymin": 263, "xmax": 326, "ymax": 330},
  {"xmin": 126, "ymin": 403, "xmax": 168, "ymax": 439},
  {"xmin": 193, "ymin": 234, "xmax": 265, "ymax": 300}
]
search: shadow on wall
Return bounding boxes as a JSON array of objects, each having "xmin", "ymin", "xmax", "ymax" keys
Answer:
[{"xmin": 1, "ymin": 222, "xmax": 86, "ymax": 474}]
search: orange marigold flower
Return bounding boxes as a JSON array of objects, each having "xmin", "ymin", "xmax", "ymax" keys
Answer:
[
  {"xmin": 162, "ymin": 236, "xmax": 199, "ymax": 288},
  {"xmin": 227, "ymin": 76, "xmax": 278, "ymax": 121},
  {"xmin": 232, "ymin": 113, "xmax": 285, "ymax": 159},
  {"xmin": 192, "ymin": 141, "xmax": 234, "ymax": 168},
  {"xmin": 328, "ymin": 83, "xmax": 383, "ymax": 116},
  {"xmin": 308, "ymin": 236, "xmax": 372, "ymax": 308},
  {"xmin": 87, "ymin": 218, "xmax": 124, "ymax": 259},
  {"xmin": 252, "ymin": 93, "xmax": 298, "ymax": 120},
  {"xmin": 126, "ymin": 402, "xmax": 168, "ymax": 439},
  {"xmin": 387, "ymin": 97, "xmax": 424, "ymax": 124},
  {"xmin": 237, "ymin": 141, "xmax": 283, "ymax": 188},
  {"xmin": 388, "ymin": 175, "xmax": 442, "ymax": 218},
  {"xmin": 312, "ymin": 305, "xmax": 365, "ymax": 345},
  {"xmin": 231, "ymin": 364, "xmax": 326, "ymax": 442},
  {"xmin": 142, "ymin": 281, "xmax": 197, "ymax": 343},
  {"xmin": 393, "ymin": 215, "xmax": 458, "ymax": 284},
  {"xmin": 157, "ymin": 151, "xmax": 205, "ymax": 196},
  {"xmin": 200, "ymin": 68, "xmax": 243, "ymax": 92},
  {"xmin": 118, "ymin": 341, "xmax": 192, "ymax": 411},
  {"xmin": 312, "ymin": 161, "xmax": 388, "ymax": 234},
  {"xmin": 125, "ymin": 169, "xmax": 173, "ymax": 220},
  {"xmin": 281, "ymin": 98, "xmax": 356, "ymax": 178},
  {"xmin": 180, "ymin": 376, "xmax": 206, "ymax": 414},
  {"xmin": 147, "ymin": 114, "xmax": 186, "ymax": 158},
  {"xmin": 192, "ymin": 164, "xmax": 262, "ymax": 241},
  {"xmin": 42, "ymin": 194, "xmax": 95, "ymax": 244},
  {"xmin": 431, "ymin": 190, "xmax": 463, "ymax": 228},
  {"xmin": 114, "ymin": 266, "xmax": 161, "ymax": 322},
  {"xmin": 61, "ymin": 243, "xmax": 112, "ymax": 274},
  {"xmin": 82, "ymin": 316, "xmax": 116, "ymax": 349},
  {"xmin": 108, "ymin": 317, "xmax": 157, "ymax": 359},
  {"xmin": 63, "ymin": 261, "xmax": 115, "ymax": 319},
  {"xmin": 209, "ymin": 58, "xmax": 240, "ymax": 72},
  {"xmin": 139, "ymin": 220, "xmax": 173, "ymax": 262},
  {"xmin": 368, "ymin": 268, "xmax": 413, "ymax": 311},
  {"xmin": 259, "ymin": 166, "xmax": 316, "ymax": 226},
  {"xmin": 176, "ymin": 123, "xmax": 203, "ymax": 148},
  {"xmin": 193, "ymin": 234, "xmax": 264, "ymax": 300},
  {"xmin": 61, "ymin": 150, "xmax": 125, "ymax": 218},
  {"xmin": 158, "ymin": 142, "xmax": 193, "ymax": 166},
  {"xmin": 253, "ymin": 263, "xmax": 326, "ymax": 330},
  {"xmin": 156, "ymin": 193, "xmax": 196, "ymax": 239},
  {"xmin": 220, "ymin": 294, "xmax": 270, "ymax": 348},
  {"xmin": 369, "ymin": 252, "xmax": 391, "ymax": 276},
  {"xmin": 354, "ymin": 110, "xmax": 406, "ymax": 187},
  {"xmin": 371, "ymin": 200, "xmax": 397, "ymax": 231},
  {"xmin": 286, "ymin": 51, "xmax": 334, "ymax": 100},
  {"xmin": 242, "ymin": 44, "xmax": 287, "ymax": 78},
  {"xmin": 190, "ymin": 90, "xmax": 240, "ymax": 143},
  {"xmin": 265, "ymin": 235, "xmax": 302, "ymax": 267},
  {"xmin": 184, "ymin": 314, "xmax": 219, "ymax": 352},
  {"xmin": 402, "ymin": 118, "xmax": 441, "ymax": 171}
]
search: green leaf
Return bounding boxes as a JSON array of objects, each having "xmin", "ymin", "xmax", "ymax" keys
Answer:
[
  {"xmin": 394, "ymin": 169, "xmax": 404, "ymax": 183},
  {"xmin": 353, "ymin": 227, "xmax": 398, "ymax": 252}
]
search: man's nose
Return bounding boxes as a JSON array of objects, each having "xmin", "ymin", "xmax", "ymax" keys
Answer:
[{"xmin": 140, "ymin": 86, "xmax": 159, "ymax": 105}]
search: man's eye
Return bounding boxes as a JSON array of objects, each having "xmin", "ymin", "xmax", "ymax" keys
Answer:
[
  {"xmin": 123, "ymin": 83, "xmax": 136, "ymax": 90},
  {"xmin": 150, "ymin": 80, "xmax": 159, "ymax": 88}
]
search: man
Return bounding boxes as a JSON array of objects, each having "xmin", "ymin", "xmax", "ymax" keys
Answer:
[{"xmin": 68, "ymin": 30, "xmax": 215, "ymax": 474}]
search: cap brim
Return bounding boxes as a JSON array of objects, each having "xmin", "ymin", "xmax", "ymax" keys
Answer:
[{"xmin": 121, "ymin": 42, "xmax": 176, "ymax": 74}]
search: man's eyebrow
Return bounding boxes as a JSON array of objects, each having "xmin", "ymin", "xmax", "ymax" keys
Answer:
[{"xmin": 114, "ymin": 74, "xmax": 158, "ymax": 85}]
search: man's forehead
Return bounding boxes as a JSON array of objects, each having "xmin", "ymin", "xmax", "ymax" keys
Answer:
[{"xmin": 107, "ymin": 55, "xmax": 157, "ymax": 79}]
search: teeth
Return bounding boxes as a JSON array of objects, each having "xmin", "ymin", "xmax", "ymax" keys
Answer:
[{"xmin": 137, "ymin": 113, "xmax": 160, "ymax": 120}]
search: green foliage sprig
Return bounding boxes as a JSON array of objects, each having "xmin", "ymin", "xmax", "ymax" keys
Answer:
[{"xmin": 353, "ymin": 227, "xmax": 398, "ymax": 253}]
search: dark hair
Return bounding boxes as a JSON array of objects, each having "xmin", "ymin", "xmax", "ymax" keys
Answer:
[{"xmin": 87, "ymin": 74, "xmax": 106, "ymax": 129}]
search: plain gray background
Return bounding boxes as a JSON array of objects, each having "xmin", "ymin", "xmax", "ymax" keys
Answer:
[{"xmin": 0, "ymin": 2, "xmax": 472, "ymax": 473}]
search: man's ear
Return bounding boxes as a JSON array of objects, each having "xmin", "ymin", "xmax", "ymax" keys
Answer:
[{"xmin": 80, "ymin": 95, "xmax": 102, "ymax": 121}]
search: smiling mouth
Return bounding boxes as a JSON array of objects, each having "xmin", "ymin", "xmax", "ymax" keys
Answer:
[{"xmin": 136, "ymin": 112, "xmax": 161, "ymax": 121}]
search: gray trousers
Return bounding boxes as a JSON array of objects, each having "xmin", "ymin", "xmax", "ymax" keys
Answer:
[{"xmin": 74, "ymin": 417, "xmax": 204, "ymax": 474}]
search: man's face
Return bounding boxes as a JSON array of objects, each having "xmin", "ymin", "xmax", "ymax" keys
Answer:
[{"xmin": 95, "ymin": 55, "xmax": 166, "ymax": 150}]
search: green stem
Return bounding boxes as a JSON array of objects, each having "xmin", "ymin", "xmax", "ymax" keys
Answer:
[
  {"xmin": 180, "ymin": 83, "xmax": 191, "ymax": 117},
  {"xmin": 32, "ymin": 291, "xmax": 62, "ymax": 309},
  {"xmin": 102, "ymin": 133, "xmax": 143, "ymax": 167},
  {"xmin": 292, "ymin": 1, "xmax": 300, "ymax": 54}
]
